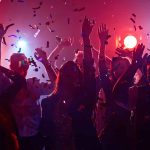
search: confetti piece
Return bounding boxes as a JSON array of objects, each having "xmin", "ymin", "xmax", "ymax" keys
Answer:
[
  {"xmin": 130, "ymin": 18, "xmax": 135, "ymax": 23},
  {"xmin": 54, "ymin": 55, "xmax": 59, "ymax": 60},
  {"xmin": 42, "ymin": 73, "xmax": 45, "ymax": 78},
  {"xmin": 2, "ymin": 37, "xmax": 6, "ymax": 45},
  {"xmin": 34, "ymin": 68, "xmax": 38, "ymax": 72},
  {"xmin": 29, "ymin": 25, "xmax": 34, "ymax": 29},
  {"xmin": 16, "ymin": 29, "xmax": 20, "ymax": 33},
  {"xmin": 29, "ymin": 24, "xmax": 38, "ymax": 29},
  {"xmin": 132, "ymin": 13, "xmax": 136, "ymax": 17},
  {"xmin": 8, "ymin": 35, "xmax": 17, "ymax": 38},
  {"xmin": 138, "ymin": 26, "xmax": 143, "ymax": 30},
  {"xmin": 56, "ymin": 36, "xmax": 62, "ymax": 43},
  {"xmin": 134, "ymin": 25, "xmax": 136, "ymax": 31},
  {"xmin": 18, "ymin": 48, "xmax": 21, "ymax": 53},
  {"xmin": 79, "ymin": 7, "xmax": 85, "ymax": 11},
  {"xmin": 147, "ymin": 48, "xmax": 150, "ymax": 51},
  {"xmin": 107, "ymin": 35, "xmax": 111, "ymax": 39},
  {"xmin": 28, "ymin": 57, "xmax": 37, "ymax": 67},
  {"xmin": 74, "ymin": 7, "xmax": 85, "ymax": 12},
  {"xmin": 32, "ymin": 1, "xmax": 42, "ymax": 10},
  {"xmin": 45, "ymin": 21, "xmax": 50, "ymax": 26},
  {"xmin": 47, "ymin": 26, "xmax": 55, "ymax": 32},
  {"xmin": 34, "ymin": 29, "xmax": 40, "ymax": 38},
  {"xmin": 39, "ymin": 1, "xmax": 42, "ymax": 5},
  {"xmin": 46, "ymin": 41, "xmax": 49, "ymax": 48},
  {"xmin": 67, "ymin": 18, "xmax": 70, "ymax": 24},
  {"xmin": 5, "ymin": 59, "xmax": 10, "ymax": 62},
  {"xmin": 32, "ymin": 6, "xmax": 40, "ymax": 10}
]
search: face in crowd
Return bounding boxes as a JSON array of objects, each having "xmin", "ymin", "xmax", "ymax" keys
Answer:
[{"xmin": 10, "ymin": 53, "xmax": 29, "ymax": 78}]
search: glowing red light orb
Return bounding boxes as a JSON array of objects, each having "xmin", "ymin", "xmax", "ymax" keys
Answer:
[{"xmin": 124, "ymin": 35, "xmax": 137, "ymax": 49}]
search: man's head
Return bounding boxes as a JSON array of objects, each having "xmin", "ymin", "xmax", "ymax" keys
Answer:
[{"xmin": 10, "ymin": 53, "xmax": 29, "ymax": 77}]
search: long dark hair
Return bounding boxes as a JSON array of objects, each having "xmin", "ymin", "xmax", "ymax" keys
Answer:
[{"xmin": 54, "ymin": 61, "xmax": 82, "ymax": 94}]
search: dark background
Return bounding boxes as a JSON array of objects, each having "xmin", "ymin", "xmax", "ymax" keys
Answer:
[{"xmin": 0, "ymin": 0, "xmax": 150, "ymax": 81}]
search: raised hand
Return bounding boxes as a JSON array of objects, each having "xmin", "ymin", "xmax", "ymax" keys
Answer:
[
  {"xmin": 132, "ymin": 43, "xmax": 145, "ymax": 65},
  {"xmin": 115, "ymin": 47, "xmax": 133, "ymax": 58},
  {"xmin": 59, "ymin": 38, "xmax": 72, "ymax": 49},
  {"xmin": 0, "ymin": 23, "xmax": 14, "ymax": 38},
  {"xmin": 0, "ymin": 24, "xmax": 5, "ymax": 38},
  {"xmin": 82, "ymin": 17, "xmax": 95, "ymax": 38},
  {"xmin": 98, "ymin": 24, "xmax": 110, "ymax": 45},
  {"xmin": 34, "ymin": 48, "xmax": 48, "ymax": 64}
]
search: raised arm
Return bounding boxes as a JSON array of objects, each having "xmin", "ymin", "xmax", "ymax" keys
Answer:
[
  {"xmin": 98, "ymin": 24, "xmax": 112, "ymax": 100},
  {"xmin": 0, "ymin": 23, "xmax": 14, "ymax": 65},
  {"xmin": 81, "ymin": 17, "xmax": 96, "ymax": 110},
  {"xmin": 47, "ymin": 38, "xmax": 72, "ymax": 69},
  {"xmin": 0, "ymin": 65, "xmax": 26, "ymax": 102},
  {"xmin": 113, "ymin": 44, "xmax": 145, "ymax": 99},
  {"xmin": 34, "ymin": 48, "xmax": 57, "ymax": 84}
]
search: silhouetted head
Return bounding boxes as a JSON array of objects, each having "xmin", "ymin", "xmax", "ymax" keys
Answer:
[
  {"xmin": 54, "ymin": 61, "xmax": 82, "ymax": 94},
  {"xmin": 111, "ymin": 56, "xmax": 130, "ymax": 79},
  {"xmin": 10, "ymin": 53, "xmax": 29, "ymax": 78}
]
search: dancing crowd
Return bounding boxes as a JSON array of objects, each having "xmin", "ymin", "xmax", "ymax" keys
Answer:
[{"xmin": 0, "ymin": 17, "xmax": 150, "ymax": 150}]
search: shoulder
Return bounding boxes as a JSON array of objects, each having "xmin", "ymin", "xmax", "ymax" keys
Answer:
[{"xmin": 41, "ymin": 93, "xmax": 58, "ymax": 107}]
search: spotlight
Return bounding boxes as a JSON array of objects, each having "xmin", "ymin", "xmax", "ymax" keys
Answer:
[
  {"xmin": 17, "ymin": 40, "xmax": 27, "ymax": 49},
  {"xmin": 124, "ymin": 35, "xmax": 137, "ymax": 49}
]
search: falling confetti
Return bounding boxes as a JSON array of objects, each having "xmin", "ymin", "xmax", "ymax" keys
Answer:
[
  {"xmin": 54, "ymin": 55, "xmax": 59, "ymax": 60},
  {"xmin": 34, "ymin": 29, "xmax": 40, "ymax": 38},
  {"xmin": 2, "ymin": 37, "xmax": 6, "ymax": 45},
  {"xmin": 8, "ymin": 35, "xmax": 17, "ymax": 38},
  {"xmin": 132, "ymin": 13, "xmax": 136, "ymax": 17},
  {"xmin": 67, "ymin": 18, "xmax": 70, "ymax": 24},
  {"xmin": 5, "ymin": 59, "xmax": 10, "ymax": 62},
  {"xmin": 18, "ymin": 48, "xmax": 21, "ymax": 53},
  {"xmin": 56, "ymin": 36, "xmax": 62, "ymax": 43},
  {"xmin": 46, "ymin": 41, "xmax": 50, "ymax": 48},
  {"xmin": 134, "ymin": 25, "xmax": 136, "ymax": 31},
  {"xmin": 74, "ymin": 7, "xmax": 85, "ymax": 12},
  {"xmin": 34, "ymin": 68, "xmax": 39, "ymax": 72},
  {"xmin": 42, "ymin": 73, "xmax": 45, "ymax": 78},
  {"xmin": 138, "ymin": 26, "xmax": 143, "ymax": 30},
  {"xmin": 28, "ymin": 57, "xmax": 37, "ymax": 67},
  {"xmin": 130, "ymin": 18, "xmax": 135, "ymax": 23}
]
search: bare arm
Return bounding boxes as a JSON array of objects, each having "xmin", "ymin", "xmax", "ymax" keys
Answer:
[
  {"xmin": 34, "ymin": 48, "xmax": 56, "ymax": 84},
  {"xmin": 0, "ymin": 23, "xmax": 14, "ymax": 65},
  {"xmin": 98, "ymin": 24, "xmax": 112, "ymax": 101},
  {"xmin": 82, "ymin": 17, "xmax": 96, "ymax": 111},
  {"xmin": 113, "ymin": 44, "xmax": 145, "ymax": 100},
  {"xmin": 47, "ymin": 38, "xmax": 72, "ymax": 69}
]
